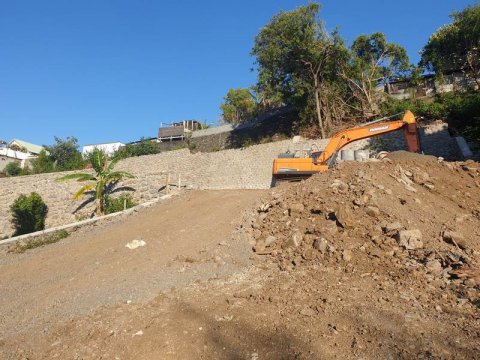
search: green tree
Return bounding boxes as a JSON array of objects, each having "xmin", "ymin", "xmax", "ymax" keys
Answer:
[
  {"xmin": 31, "ymin": 149, "xmax": 55, "ymax": 174},
  {"xmin": 220, "ymin": 87, "xmax": 257, "ymax": 124},
  {"xmin": 420, "ymin": 4, "xmax": 480, "ymax": 88},
  {"xmin": 341, "ymin": 32, "xmax": 409, "ymax": 117},
  {"xmin": 251, "ymin": 2, "xmax": 348, "ymax": 137},
  {"xmin": 45, "ymin": 136, "xmax": 84, "ymax": 171},
  {"xmin": 58, "ymin": 148, "xmax": 135, "ymax": 216}
]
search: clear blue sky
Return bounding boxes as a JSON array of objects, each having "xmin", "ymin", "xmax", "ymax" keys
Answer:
[{"xmin": 0, "ymin": 0, "xmax": 476, "ymax": 147}]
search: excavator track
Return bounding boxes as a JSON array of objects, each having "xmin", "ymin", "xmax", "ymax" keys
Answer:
[{"xmin": 272, "ymin": 172, "xmax": 316, "ymax": 187}]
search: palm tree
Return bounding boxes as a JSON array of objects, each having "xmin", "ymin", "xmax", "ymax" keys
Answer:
[{"xmin": 58, "ymin": 149, "xmax": 135, "ymax": 216}]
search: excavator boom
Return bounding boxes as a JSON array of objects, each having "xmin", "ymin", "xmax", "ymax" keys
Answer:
[{"xmin": 272, "ymin": 111, "xmax": 420, "ymax": 182}]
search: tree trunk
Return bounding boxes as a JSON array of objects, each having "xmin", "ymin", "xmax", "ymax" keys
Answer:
[
  {"xmin": 95, "ymin": 198, "xmax": 103, "ymax": 216},
  {"xmin": 314, "ymin": 87, "xmax": 325, "ymax": 138},
  {"xmin": 466, "ymin": 53, "xmax": 480, "ymax": 90}
]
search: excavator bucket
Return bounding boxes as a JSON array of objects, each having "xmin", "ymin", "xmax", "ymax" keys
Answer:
[{"xmin": 404, "ymin": 123, "xmax": 421, "ymax": 153}]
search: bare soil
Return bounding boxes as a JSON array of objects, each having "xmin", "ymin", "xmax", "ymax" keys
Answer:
[
  {"xmin": 2, "ymin": 153, "xmax": 480, "ymax": 359},
  {"xmin": 0, "ymin": 190, "xmax": 265, "ymax": 359}
]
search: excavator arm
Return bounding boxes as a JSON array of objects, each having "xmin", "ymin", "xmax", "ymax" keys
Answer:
[{"xmin": 272, "ymin": 111, "xmax": 420, "ymax": 182}]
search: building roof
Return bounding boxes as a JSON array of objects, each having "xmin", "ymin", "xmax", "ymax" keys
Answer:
[{"xmin": 9, "ymin": 139, "xmax": 45, "ymax": 154}]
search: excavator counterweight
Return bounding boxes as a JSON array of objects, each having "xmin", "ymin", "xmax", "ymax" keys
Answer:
[{"xmin": 272, "ymin": 111, "xmax": 420, "ymax": 184}]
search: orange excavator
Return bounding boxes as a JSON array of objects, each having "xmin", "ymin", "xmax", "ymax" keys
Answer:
[{"xmin": 272, "ymin": 111, "xmax": 421, "ymax": 182}]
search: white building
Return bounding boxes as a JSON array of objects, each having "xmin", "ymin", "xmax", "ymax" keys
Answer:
[
  {"xmin": 82, "ymin": 142, "xmax": 125, "ymax": 156},
  {"xmin": 0, "ymin": 139, "xmax": 47, "ymax": 172},
  {"xmin": 0, "ymin": 148, "xmax": 35, "ymax": 171}
]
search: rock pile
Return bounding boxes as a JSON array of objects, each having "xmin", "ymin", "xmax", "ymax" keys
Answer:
[{"xmin": 246, "ymin": 151, "xmax": 480, "ymax": 302}]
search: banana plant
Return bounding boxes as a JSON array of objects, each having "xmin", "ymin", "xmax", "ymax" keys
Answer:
[{"xmin": 58, "ymin": 149, "xmax": 134, "ymax": 216}]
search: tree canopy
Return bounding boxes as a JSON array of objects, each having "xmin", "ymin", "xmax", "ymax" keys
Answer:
[
  {"xmin": 251, "ymin": 2, "xmax": 349, "ymax": 137},
  {"xmin": 45, "ymin": 136, "xmax": 84, "ymax": 171},
  {"xmin": 343, "ymin": 32, "xmax": 409, "ymax": 116},
  {"xmin": 221, "ymin": 2, "xmax": 478, "ymax": 137},
  {"xmin": 421, "ymin": 4, "xmax": 480, "ymax": 88},
  {"xmin": 220, "ymin": 87, "xmax": 257, "ymax": 124}
]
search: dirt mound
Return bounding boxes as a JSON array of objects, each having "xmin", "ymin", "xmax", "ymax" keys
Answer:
[
  {"xmin": 3, "ymin": 155, "xmax": 480, "ymax": 359},
  {"xmin": 248, "ymin": 152, "xmax": 480, "ymax": 300}
]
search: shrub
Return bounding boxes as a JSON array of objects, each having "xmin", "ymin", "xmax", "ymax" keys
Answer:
[
  {"xmin": 5, "ymin": 162, "xmax": 22, "ymax": 176},
  {"xmin": 440, "ymin": 92, "xmax": 480, "ymax": 137},
  {"xmin": 31, "ymin": 149, "xmax": 55, "ymax": 174},
  {"xmin": 188, "ymin": 142, "xmax": 197, "ymax": 151},
  {"xmin": 113, "ymin": 138, "xmax": 160, "ymax": 159},
  {"xmin": 104, "ymin": 194, "xmax": 136, "ymax": 214},
  {"xmin": 413, "ymin": 100, "xmax": 447, "ymax": 119},
  {"xmin": 381, "ymin": 91, "xmax": 480, "ymax": 143},
  {"xmin": 10, "ymin": 192, "xmax": 48, "ymax": 235},
  {"xmin": 242, "ymin": 138, "xmax": 255, "ymax": 148},
  {"xmin": 380, "ymin": 97, "xmax": 447, "ymax": 120}
]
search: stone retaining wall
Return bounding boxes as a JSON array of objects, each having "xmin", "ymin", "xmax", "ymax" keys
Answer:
[{"xmin": 0, "ymin": 121, "xmax": 457, "ymax": 238}]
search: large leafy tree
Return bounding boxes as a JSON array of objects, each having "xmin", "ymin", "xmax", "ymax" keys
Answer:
[
  {"xmin": 220, "ymin": 87, "xmax": 257, "ymax": 124},
  {"xmin": 251, "ymin": 2, "xmax": 348, "ymax": 137},
  {"xmin": 341, "ymin": 33, "xmax": 409, "ymax": 117},
  {"xmin": 421, "ymin": 4, "xmax": 480, "ymax": 88},
  {"xmin": 58, "ymin": 149, "xmax": 134, "ymax": 216},
  {"xmin": 45, "ymin": 136, "xmax": 84, "ymax": 171}
]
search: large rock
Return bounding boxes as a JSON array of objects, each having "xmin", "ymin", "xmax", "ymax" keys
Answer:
[
  {"xmin": 365, "ymin": 206, "xmax": 380, "ymax": 218},
  {"xmin": 334, "ymin": 205, "xmax": 354, "ymax": 229},
  {"xmin": 253, "ymin": 239, "xmax": 266, "ymax": 253},
  {"xmin": 313, "ymin": 237, "xmax": 328, "ymax": 253},
  {"xmin": 342, "ymin": 249, "xmax": 353, "ymax": 262},
  {"xmin": 384, "ymin": 222, "xmax": 402, "ymax": 233},
  {"xmin": 442, "ymin": 231, "xmax": 467, "ymax": 250},
  {"xmin": 265, "ymin": 235, "xmax": 278, "ymax": 247},
  {"xmin": 412, "ymin": 171, "xmax": 430, "ymax": 185},
  {"xmin": 395, "ymin": 229, "xmax": 423, "ymax": 250},
  {"xmin": 425, "ymin": 259, "xmax": 443, "ymax": 276},
  {"xmin": 283, "ymin": 231, "xmax": 303, "ymax": 249},
  {"xmin": 289, "ymin": 203, "xmax": 305, "ymax": 216}
]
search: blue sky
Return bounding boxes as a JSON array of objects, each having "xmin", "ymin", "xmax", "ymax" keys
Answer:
[{"xmin": 0, "ymin": 0, "xmax": 476, "ymax": 147}]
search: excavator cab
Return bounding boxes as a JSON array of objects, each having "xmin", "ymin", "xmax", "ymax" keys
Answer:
[{"xmin": 272, "ymin": 111, "xmax": 420, "ymax": 184}]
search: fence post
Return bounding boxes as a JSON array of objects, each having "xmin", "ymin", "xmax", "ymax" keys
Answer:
[
  {"xmin": 166, "ymin": 173, "xmax": 170, "ymax": 194},
  {"xmin": 178, "ymin": 174, "xmax": 181, "ymax": 192}
]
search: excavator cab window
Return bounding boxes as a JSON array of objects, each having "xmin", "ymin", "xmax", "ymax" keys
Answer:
[
  {"xmin": 278, "ymin": 152, "xmax": 295, "ymax": 159},
  {"xmin": 311, "ymin": 151, "xmax": 323, "ymax": 163}
]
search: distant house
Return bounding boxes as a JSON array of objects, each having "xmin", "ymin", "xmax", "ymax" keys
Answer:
[
  {"xmin": 82, "ymin": 142, "xmax": 125, "ymax": 156},
  {"xmin": 8, "ymin": 139, "xmax": 46, "ymax": 156},
  {"xmin": 382, "ymin": 70, "xmax": 477, "ymax": 100},
  {"xmin": 0, "ymin": 148, "xmax": 31, "ymax": 172},
  {"xmin": 0, "ymin": 139, "xmax": 47, "ymax": 172},
  {"xmin": 158, "ymin": 120, "xmax": 203, "ymax": 142}
]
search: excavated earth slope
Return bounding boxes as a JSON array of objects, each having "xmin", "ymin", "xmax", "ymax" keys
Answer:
[{"xmin": 3, "ymin": 152, "xmax": 480, "ymax": 359}]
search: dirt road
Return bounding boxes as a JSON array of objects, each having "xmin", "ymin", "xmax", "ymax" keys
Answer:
[{"xmin": 0, "ymin": 190, "xmax": 265, "ymax": 356}]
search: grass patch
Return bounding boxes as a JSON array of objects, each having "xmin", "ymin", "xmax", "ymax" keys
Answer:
[{"xmin": 13, "ymin": 230, "xmax": 69, "ymax": 253}]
